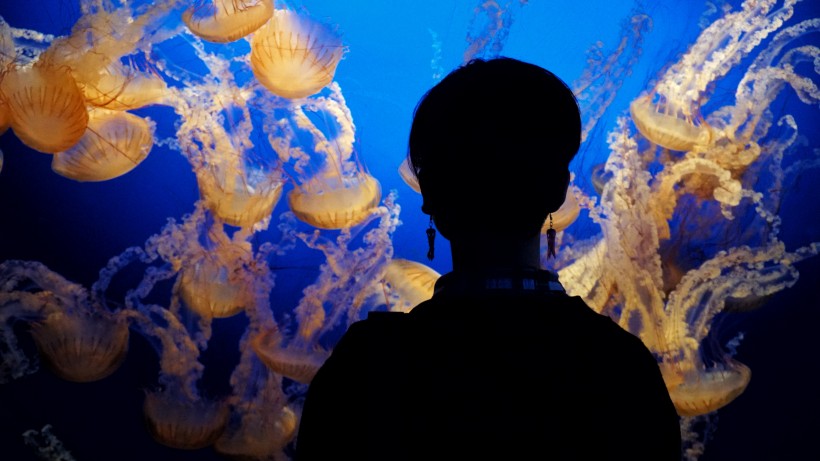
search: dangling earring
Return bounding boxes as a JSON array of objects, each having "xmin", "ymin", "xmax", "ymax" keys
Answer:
[
  {"xmin": 546, "ymin": 213, "xmax": 557, "ymax": 259},
  {"xmin": 426, "ymin": 217, "xmax": 436, "ymax": 261}
]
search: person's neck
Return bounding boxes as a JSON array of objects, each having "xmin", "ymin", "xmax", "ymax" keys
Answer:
[{"xmin": 449, "ymin": 234, "xmax": 542, "ymax": 274}]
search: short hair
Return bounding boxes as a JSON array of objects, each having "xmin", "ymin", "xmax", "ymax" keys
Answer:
[{"xmin": 407, "ymin": 57, "xmax": 582, "ymax": 238}]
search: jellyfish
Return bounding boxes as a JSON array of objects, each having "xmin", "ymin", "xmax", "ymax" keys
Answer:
[
  {"xmin": 629, "ymin": 0, "xmax": 799, "ymax": 152},
  {"xmin": 463, "ymin": 0, "xmax": 528, "ymax": 63},
  {"xmin": 0, "ymin": 260, "xmax": 130, "ymax": 384},
  {"xmin": 183, "ymin": 0, "xmax": 274, "ymax": 43},
  {"xmin": 381, "ymin": 258, "xmax": 440, "ymax": 313},
  {"xmin": 0, "ymin": 97, "xmax": 10, "ymax": 135},
  {"xmin": 143, "ymin": 387, "xmax": 230, "ymax": 450},
  {"xmin": 666, "ymin": 360, "xmax": 752, "ymax": 417},
  {"xmin": 269, "ymin": 84, "xmax": 382, "ymax": 230},
  {"xmin": 250, "ymin": 9, "xmax": 345, "ymax": 99},
  {"xmin": 398, "ymin": 157, "xmax": 421, "ymax": 193},
  {"xmin": 196, "ymin": 165, "xmax": 285, "ymax": 229},
  {"xmin": 215, "ymin": 349, "xmax": 297, "ymax": 461},
  {"xmin": 30, "ymin": 311, "xmax": 129, "ymax": 383},
  {"xmin": 176, "ymin": 234, "xmax": 257, "ymax": 319},
  {"xmin": 251, "ymin": 327, "xmax": 328, "ymax": 383},
  {"xmin": 51, "ymin": 109, "xmax": 154, "ymax": 182},
  {"xmin": 0, "ymin": 62, "xmax": 88, "ymax": 154},
  {"xmin": 79, "ymin": 61, "xmax": 168, "ymax": 111}
]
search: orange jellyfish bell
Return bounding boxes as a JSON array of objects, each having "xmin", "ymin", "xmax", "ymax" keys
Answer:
[
  {"xmin": 183, "ymin": 0, "xmax": 274, "ymax": 43},
  {"xmin": 177, "ymin": 245, "xmax": 255, "ymax": 319},
  {"xmin": 287, "ymin": 172, "xmax": 381, "ymax": 229},
  {"xmin": 143, "ymin": 388, "xmax": 229, "ymax": 450},
  {"xmin": 541, "ymin": 187, "xmax": 581, "ymax": 234},
  {"xmin": 197, "ymin": 167, "xmax": 284, "ymax": 228},
  {"xmin": 250, "ymin": 9, "xmax": 345, "ymax": 99},
  {"xmin": 1, "ymin": 63, "xmax": 88, "ymax": 154},
  {"xmin": 51, "ymin": 109, "xmax": 154, "ymax": 182},
  {"xmin": 629, "ymin": 93, "xmax": 712, "ymax": 152},
  {"xmin": 382, "ymin": 258, "xmax": 440, "ymax": 312},
  {"xmin": 398, "ymin": 157, "xmax": 421, "ymax": 193},
  {"xmin": 251, "ymin": 329, "xmax": 329, "ymax": 384},
  {"xmin": 29, "ymin": 312, "xmax": 129, "ymax": 383},
  {"xmin": 665, "ymin": 360, "xmax": 751, "ymax": 417},
  {"xmin": 0, "ymin": 97, "xmax": 10, "ymax": 135},
  {"xmin": 79, "ymin": 62, "xmax": 168, "ymax": 111}
]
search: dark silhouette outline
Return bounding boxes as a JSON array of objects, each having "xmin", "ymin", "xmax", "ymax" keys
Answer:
[{"xmin": 295, "ymin": 57, "xmax": 682, "ymax": 460}]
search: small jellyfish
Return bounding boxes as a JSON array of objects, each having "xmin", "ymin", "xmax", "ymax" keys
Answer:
[
  {"xmin": 143, "ymin": 387, "xmax": 229, "ymax": 450},
  {"xmin": 183, "ymin": 0, "xmax": 274, "ymax": 43},
  {"xmin": 51, "ymin": 109, "xmax": 154, "ymax": 182},
  {"xmin": 250, "ymin": 9, "xmax": 345, "ymax": 99},
  {"xmin": 398, "ymin": 157, "xmax": 421, "ymax": 193},
  {"xmin": 287, "ymin": 172, "xmax": 382, "ymax": 230},
  {"xmin": 590, "ymin": 162, "xmax": 612, "ymax": 196},
  {"xmin": 79, "ymin": 62, "xmax": 167, "ymax": 111},
  {"xmin": 665, "ymin": 360, "xmax": 751, "ymax": 417},
  {"xmin": 629, "ymin": 93, "xmax": 712, "ymax": 151},
  {"xmin": 176, "ymin": 240, "xmax": 255, "ymax": 319},
  {"xmin": 0, "ymin": 63, "xmax": 88, "ymax": 154},
  {"xmin": 382, "ymin": 258, "xmax": 440, "ymax": 312},
  {"xmin": 29, "ymin": 311, "xmax": 129, "ymax": 383},
  {"xmin": 196, "ymin": 166, "xmax": 284, "ymax": 228},
  {"xmin": 251, "ymin": 328, "xmax": 328, "ymax": 383},
  {"xmin": 541, "ymin": 186, "xmax": 581, "ymax": 234}
]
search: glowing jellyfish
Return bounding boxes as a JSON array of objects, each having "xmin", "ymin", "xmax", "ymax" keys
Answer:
[
  {"xmin": 183, "ymin": 0, "xmax": 274, "ymax": 43},
  {"xmin": 382, "ymin": 258, "xmax": 440, "ymax": 312},
  {"xmin": 287, "ymin": 172, "xmax": 382, "ymax": 230},
  {"xmin": 666, "ymin": 360, "xmax": 751, "ymax": 417},
  {"xmin": 541, "ymin": 185, "xmax": 581, "ymax": 234},
  {"xmin": 250, "ymin": 9, "xmax": 345, "ymax": 99},
  {"xmin": 51, "ymin": 109, "xmax": 154, "ymax": 182},
  {"xmin": 30, "ymin": 312, "xmax": 129, "ymax": 383},
  {"xmin": 176, "ymin": 240, "xmax": 256, "ymax": 319},
  {"xmin": 629, "ymin": 0, "xmax": 800, "ymax": 152},
  {"xmin": 79, "ymin": 62, "xmax": 167, "ymax": 111},
  {"xmin": 251, "ymin": 329, "xmax": 328, "ymax": 383},
  {"xmin": 269, "ymin": 84, "xmax": 382, "ymax": 230},
  {"xmin": 217, "ymin": 335, "xmax": 299, "ymax": 460},
  {"xmin": 0, "ymin": 63, "xmax": 88, "ymax": 154},
  {"xmin": 398, "ymin": 157, "xmax": 420, "ymax": 193},
  {"xmin": 629, "ymin": 93, "xmax": 712, "ymax": 151},
  {"xmin": 197, "ymin": 166, "xmax": 284, "ymax": 228},
  {"xmin": 143, "ymin": 388, "xmax": 229, "ymax": 450}
]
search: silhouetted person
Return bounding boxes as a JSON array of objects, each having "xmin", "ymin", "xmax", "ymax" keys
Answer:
[{"xmin": 295, "ymin": 57, "xmax": 682, "ymax": 460}]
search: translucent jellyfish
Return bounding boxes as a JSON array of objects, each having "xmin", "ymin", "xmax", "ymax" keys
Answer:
[
  {"xmin": 629, "ymin": 0, "xmax": 800, "ymax": 152},
  {"xmin": 398, "ymin": 157, "xmax": 421, "ymax": 193},
  {"xmin": 250, "ymin": 9, "xmax": 345, "ymax": 99},
  {"xmin": 382, "ymin": 258, "xmax": 440, "ymax": 312},
  {"xmin": 463, "ymin": 0, "xmax": 529, "ymax": 63},
  {"xmin": 0, "ymin": 63, "xmax": 88, "ymax": 153},
  {"xmin": 288, "ymin": 172, "xmax": 382, "ymax": 230},
  {"xmin": 216, "ymin": 334, "xmax": 298, "ymax": 460},
  {"xmin": 79, "ymin": 62, "xmax": 168, "ymax": 111},
  {"xmin": 541, "ymin": 185, "xmax": 581, "ymax": 234},
  {"xmin": 30, "ymin": 311, "xmax": 129, "ymax": 383},
  {"xmin": 666, "ymin": 360, "xmax": 752, "ymax": 417},
  {"xmin": 176, "ymin": 236, "xmax": 256, "ymax": 319},
  {"xmin": 251, "ymin": 328, "xmax": 328, "ymax": 383},
  {"xmin": 183, "ymin": 0, "xmax": 274, "ymax": 43},
  {"xmin": 197, "ymin": 165, "xmax": 285, "ymax": 229},
  {"xmin": 269, "ymin": 84, "xmax": 382, "ymax": 230},
  {"xmin": 51, "ymin": 109, "xmax": 154, "ymax": 182},
  {"xmin": 143, "ymin": 387, "xmax": 229, "ymax": 450},
  {"xmin": 629, "ymin": 93, "xmax": 712, "ymax": 152}
]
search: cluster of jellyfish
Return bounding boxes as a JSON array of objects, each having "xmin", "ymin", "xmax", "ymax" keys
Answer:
[{"xmin": 0, "ymin": 0, "xmax": 818, "ymax": 460}]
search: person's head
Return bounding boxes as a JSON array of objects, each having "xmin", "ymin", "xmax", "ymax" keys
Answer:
[{"xmin": 407, "ymin": 57, "xmax": 581, "ymax": 243}]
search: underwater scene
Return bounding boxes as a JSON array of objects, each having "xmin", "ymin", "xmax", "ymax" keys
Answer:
[{"xmin": 0, "ymin": 0, "xmax": 818, "ymax": 459}]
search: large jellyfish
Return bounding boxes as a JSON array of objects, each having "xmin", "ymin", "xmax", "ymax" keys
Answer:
[
  {"xmin": 0, "ymin": 63, "xmax": 89, "ymax": 154},
  {"xmin": 628, "ymin": 0, "xmax": 800, "ymax": 152},
  {"xmin": 380, "ymin": 258, "xmax": 441, "ymax": 313},
  {"xmin": 51, "ymin": 108, "xmax": 155, "ymax": 182},
  {"xmin": 183, "ymin": 0, "xmax": 274, "ymax": 44},
  {"xmin": 268, "ymin": 83, "xmax": 382, "ymax": 230},
  {"xmin": 251, "ymin": 8, "xmax": 345, "ymax": 100}
]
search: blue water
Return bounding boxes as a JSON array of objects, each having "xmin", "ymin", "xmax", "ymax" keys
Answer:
[{"xmin": 0, "ymin": 1, "xmax": 818, "ymax": 460}]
